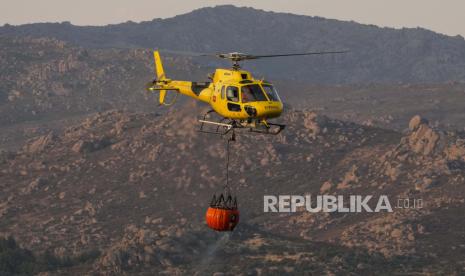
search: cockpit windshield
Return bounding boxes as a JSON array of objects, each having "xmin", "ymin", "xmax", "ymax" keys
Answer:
[
  {"xmin": 241, "ymin": 84, "xmax": 268, "ymax": 103},
  {"xmin": 262, "ymin": 84, "xmax": 281, "ymax": 102}
]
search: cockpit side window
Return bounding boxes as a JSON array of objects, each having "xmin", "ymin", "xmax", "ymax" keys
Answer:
[
  {"xmin": 262, "ymin": 85, "xmax": 281, "ymax": 102},
  {"xmin": 241, "ymin": 86, "xmax": 252, "ymax": 103},
  {"xmin": 226, "ymin": 86, "xmax": 239, "ymax": 102},
  {"xmin": 241, "ymin": 84, "xmax": 267, "ymax": 102}
]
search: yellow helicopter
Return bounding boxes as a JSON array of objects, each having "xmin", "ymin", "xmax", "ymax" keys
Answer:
[{"xmin": 146, "ymin": 50, "xmax": 346, "ymax": 135}]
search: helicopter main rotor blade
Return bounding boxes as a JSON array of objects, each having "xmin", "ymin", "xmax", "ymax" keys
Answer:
[
  {"xmin": 156, "ymin": 49, "xmax": 348, "ymax": 59},
  {"xmin": 152, "ymin": 49, "xmax": 349, "ymax": 68},
  {"xmin": 249, "ymin": 50, "xmax": 349, "ymax": 59},
  {"xmin": 155, "ymin": 49, "xmax": 216, "ymax": 57}
]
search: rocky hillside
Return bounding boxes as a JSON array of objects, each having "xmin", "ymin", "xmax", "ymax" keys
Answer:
[
  {"xmin": 285, "ymin": 82, "xmax": 465, "ymax": 131},
  {"xmin": 1, "ymin": 103, "xmax": 464, "ymax": 274},
  {"xmin": 2, "ymin": 5, "xmax": 465, "ymax": 83},
  {"xmin": 0, "ymin": 36, "xmax": 209, "ymax": 127}
]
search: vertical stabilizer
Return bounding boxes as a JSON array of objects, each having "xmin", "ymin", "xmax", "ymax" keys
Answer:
[{"xmin": 153, "ymin": 51, "xmax": 167, "ymax": 104}]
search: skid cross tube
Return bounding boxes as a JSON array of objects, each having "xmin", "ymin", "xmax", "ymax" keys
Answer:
[{"xmin": 198, "ymin": 120, "xmax": 233, "ymax": 129}]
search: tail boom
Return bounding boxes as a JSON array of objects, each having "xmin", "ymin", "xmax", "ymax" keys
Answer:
[{"xmin": 148, "ymin": 50, "xmax": 213, "ymax": 105}]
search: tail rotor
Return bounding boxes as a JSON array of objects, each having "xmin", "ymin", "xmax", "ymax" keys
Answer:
[{"xmin": 146, "ymin": 50, "xmax": 178, "ymax": 105}]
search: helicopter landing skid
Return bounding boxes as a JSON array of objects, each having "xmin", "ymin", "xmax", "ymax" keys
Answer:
[
  {"xmin": 198, "ymin": 110, "xmax": 234, "ymax": 135},
  {"xmin": 198, "ymin": 112, "xmax": 285, "ymax": 136},
  {"xmin": 198, "ymin": 119, "xmax": 234, "ymax": 135},
  {"xmin": 248, "ymin": 122, "xmax": 286, "ymax": 135}
]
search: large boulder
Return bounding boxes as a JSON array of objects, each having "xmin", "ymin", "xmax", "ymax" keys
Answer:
[{"xmin": 405, "ymin": 115, "xmax": 444, "ymax": 156}]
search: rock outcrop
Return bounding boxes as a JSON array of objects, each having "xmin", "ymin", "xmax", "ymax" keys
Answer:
[{"xmin": 22, "ymin": 132, "xmax": 57, "ymax": 154}]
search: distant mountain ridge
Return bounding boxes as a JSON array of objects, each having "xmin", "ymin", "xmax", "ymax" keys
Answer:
[{"xmin": 2, "ymin": 5, "xmax": 465, "ymax": 83}]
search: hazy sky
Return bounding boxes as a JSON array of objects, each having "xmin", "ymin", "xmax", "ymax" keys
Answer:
[{"xmin": 2, "ymin": 0, "xmax": 464, "ymax": 37}]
